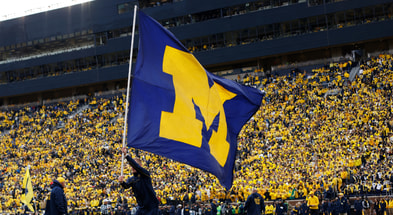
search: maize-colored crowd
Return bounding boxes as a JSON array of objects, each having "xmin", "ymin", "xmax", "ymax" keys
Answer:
[{"xmin": 0, "ymin": 54, "xmax": 392, "ymax": 213}]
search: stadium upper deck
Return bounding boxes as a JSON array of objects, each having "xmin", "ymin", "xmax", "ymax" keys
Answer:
[{"xmin": 0, "ymin": 0, "xmax": 393, "ymax": 105}]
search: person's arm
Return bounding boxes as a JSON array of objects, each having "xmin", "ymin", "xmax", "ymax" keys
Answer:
[
  {"xmin": 119, "ymin": 175, "xmax": 137, "ymax": 189},
  {"xmin": 125, "ymin": 155, "xmax": 150, "ymax": 177},
  {"xmin": 121, "ymin": 147, "xmax": 149, "ymax": 177}
]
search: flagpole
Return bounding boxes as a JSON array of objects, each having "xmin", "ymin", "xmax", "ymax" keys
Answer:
[{"xmin": 121, "ymin": 4, "xmax": 138, "ymax": 176}]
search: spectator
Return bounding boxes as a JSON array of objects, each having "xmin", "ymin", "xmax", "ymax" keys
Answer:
[
  {"xmin": 374, "ymin": 199, "xmax": 381, "ymax": 215},
  {"xmin": 362, "ymin": 196, "xmax": 372, "ymax": 215},
  {"xmin": 353, "ymin": 196, "xmax": 363, "ymax": 215},
  {"xmin": 336, "ymin": 193, "xmax": 349, "ymax": 215},
  {"xmin": 307, "ymin": 192, "xmax": 319, "ymax": 215},
  {"xmin": 101, "ymin": 199, "xmax": 112, "ymax": 215},
  {"xmin": 387, "ymin": 197, "xmax": 393, "ymax": 215},
  {"xmin": 275, "ymin": 199, "xmax": 288, "ymax": 215},
  {"xmin": 299, "ymin": 199, "xmax": 308, "ymax": 215},
  {"xmin": 265, "ymin": 202, "xmax": 274, "ymax": 215},
  {"xmin": 244, "ymin": 189, "xmax": 264, "ymax": 215},
  {"xmin": 45, "ymin": 177, "xmax": 68, "ymax": 215},
  {"xmin": 1, "ymin": 54, "xmax": 393, "ymax": 214}
]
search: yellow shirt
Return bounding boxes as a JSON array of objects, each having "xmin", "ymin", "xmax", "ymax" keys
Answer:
[
  {"xmin": 387, "ymin": 200, "xmax": 393, "ymax": 209},
  {"xmin": 266, "ymin": 205, "xmax": 275, "ymax": 214},
  {"xmin": 307, "ymin": 195, "xmax": 319, "ymax": 210},
  {"xmin": 340, "ymin": 171, "xmax": 348, "ymax": 180}
]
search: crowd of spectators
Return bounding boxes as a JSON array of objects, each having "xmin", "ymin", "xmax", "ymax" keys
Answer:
[{"xmin": 0, "ymin": 54, "xmax": 392, "ymax": 214}]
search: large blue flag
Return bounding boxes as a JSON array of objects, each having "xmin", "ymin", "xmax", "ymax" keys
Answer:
[{"xmin": 127, "ymin": 11, "xmax": 263, "ymax": 189}]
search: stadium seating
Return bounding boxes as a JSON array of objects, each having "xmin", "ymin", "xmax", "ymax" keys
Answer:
[{"xmin": 0, "ymin": 54, "xmax": 392, "ymax": 213}]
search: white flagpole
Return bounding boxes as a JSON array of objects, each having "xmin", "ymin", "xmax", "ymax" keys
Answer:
[{"xmin": 121, "ymin": 5, "xmax": 138, "ymax": 176}]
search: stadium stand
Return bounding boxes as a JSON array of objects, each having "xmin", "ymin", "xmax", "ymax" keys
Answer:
[
  {"xmin": 0, "ymin": 54, "xmax": 392, "ymax": 214},
  {"xmin": 1, "ymin": 0, "xmax": 393, "ymax": 214}
]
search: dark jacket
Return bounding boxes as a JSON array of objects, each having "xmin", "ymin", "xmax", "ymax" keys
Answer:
[
  {"xmin": 380, "ymin": 200, "xmax": 387, "ymax": 212},
  {"xmin": 121, "ymin": 155, "xmax": 159, "ymax": 215},
  {"xmin": 244, "ymin": 192, "xmax": 264, "ymax": 215},
  {"xmin": 45, "ymin": 180, "xmax": 67, "ymax": 215},
  {"xmin": 336, "ymin": 197, "xmax": 349, "ymax": 214},
  {"xmin": 205, "ymin": 206, "xmax": 214, "ymax": 215},
  {"xmin": 211, "ymin": 202, "xmax": 217, "ymax": 215},
  {"xmin": 175, "ymin": 207, "xmax": 182, "ymax": 215},
  {"xmin": 276, "ymin": 202, "xmax": 288, "ymax": 215},
  {"xmin": 168, "ymin": 205, "xmax": 175, "ymax": 215},
  {"xmin": 299, "ymin": 202, "xmax": 309, "ymax": 215},
  {"xmin": 354, "ymin": 199, "xmax": 363, "ymax": 215}
]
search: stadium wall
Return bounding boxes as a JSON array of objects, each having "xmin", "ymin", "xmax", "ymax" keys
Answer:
[
  {"xmin": 1, "ymin": 0, "xmax": 393, "ymax": 104},
  {"xmin": 1, "ymin": 19, "xmax": 393, "ymax": 99}
]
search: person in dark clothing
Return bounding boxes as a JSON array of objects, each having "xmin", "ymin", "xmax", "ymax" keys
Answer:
[
  {"xmin": 327, "ymin": 199, "xmax": 335, "ymax": 215},
  {"xmin": 374, "ymin": 199, "xmax": 381, "ymax": 215},
  {"xmin": 211, "ymin": 200, "xmax": 218, "ymax": 215},
  {"xmin": 321, "ymin": 199, "xmax": 329, "ymax": 215},
  {"xmin": 204, "ymin": 203, "xmax": 214, "ymax": 215},
  {"xmin": 332, "ymin": 197, "xmax": 340, "ymax": 215},
  {"xmin": 175, "ymin": 204, "xmax": 182, "ymax": 215},
  {"xmin": 276, "ymin": 199, "xmax": 288, "ymax": 215},
  {"xmin": 119, "ymin": 147, "xmax": 159, "ymax": 215},
  {"xmin": 183, "ymin": 204, "xmax": 191, "ymax": 215},
  {"xmin": 299, "ymin": 199, "xmax": 308, "ymax": 215},
  {"xmin": 324, "ymin": 185, "xmax": 335, "ymax": 200},
  {"xmin": 183, "ymin": 191, "xmax": 196, "ymax": 206},
  {"xmin": 336, "ymin": 193, "xmax": 349, "ymax": 215},
  {"xmin": 264, "ymin": 189, "xmax": 271, "ymax": 201},
  {"xmin": 379, "ymin": 198, "xmax": 387, "ymax": 215},
  {"xmin": 244, "ymin": 189, "xmax": 264, "ymax": 215},
  {"xmin": 291, "ymin": 202, "xmax": 301, "ymax": 215},
  {"xmin": 45, "ymin": 177, "xmax": 68, "ymax": 215},
  {"xmin": 168, "ymin": 204, "xmax": 175, "ymax": 215},
  {"xmin": 353, "ymin": 196, "xmax": 363, "ymax": 215}
]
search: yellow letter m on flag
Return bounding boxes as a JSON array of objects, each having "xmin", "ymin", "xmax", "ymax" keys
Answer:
[
  {"xmin": 127, "ymin": 11, "xmax": 264, "ymax": 189},
  {"xmin": 160, "ymin": 45, "xmax": 235, "ymax": 167}
]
